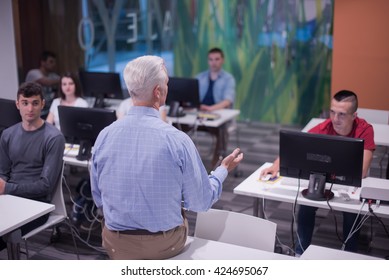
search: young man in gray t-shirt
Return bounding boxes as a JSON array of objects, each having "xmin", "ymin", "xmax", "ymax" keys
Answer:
[{"xmin": 0, "ymin": 82, "xmax": 65, "ymax": 250}]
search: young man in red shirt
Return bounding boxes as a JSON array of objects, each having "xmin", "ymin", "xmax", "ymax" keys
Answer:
[{"xmin": 261, "ymin": 90, "xmax": 375, "ymax": 255}]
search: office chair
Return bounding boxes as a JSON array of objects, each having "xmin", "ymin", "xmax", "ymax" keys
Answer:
[
  {"xmin": 194, "ymin": 208, "xmax": 277, "ymax": 252},
  {"xmin": 22, "ymin": 165, "xmax": 80, "ymax": 259},
  {"xmin": 357, "ymin": 108, "xmax": 389, "ymax": 178},
  {"xmin": 357, "ymin": 108, "xmax": 389, "ymax": 125}
]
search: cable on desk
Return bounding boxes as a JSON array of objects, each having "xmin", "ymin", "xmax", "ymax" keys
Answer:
[
  {"xmin": 68, "ymin": 224, "xmax": 106, "ymax": 254},
  {"xmin": 341, "ymin": 199, "xmax": 367, "ymax": 251},
  {"xmin": 261, "ymin": 196, "xmax": 294, "ymax": 255},
  {"xmin": 62, "ymin": 175, "xmax": 105, "ymax": 254},
  {"xmin": 368, "ymin": 200, "xmax": 389, "ymax": 240},
  {"xmin": 291, "ymin": 177, "xmax": 304, "ymax": 255},
  {"xmin": 63, "ymin": 175, "xmax": 94, "ymax": 222},
  {"xmin": 326, "ymin": 183, "xmax": 343, "ymax": 244}
]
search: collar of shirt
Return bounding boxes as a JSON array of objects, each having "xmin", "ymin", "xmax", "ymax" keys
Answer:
[
  {"xmin": 207, "ymin": 69, "xmax": 226, "ymax": 80},
  {"xmin": 128, "ymin": 105, "xmax": 160, "ymax": 118}
]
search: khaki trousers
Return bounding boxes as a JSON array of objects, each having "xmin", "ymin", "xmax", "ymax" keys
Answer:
[{"xmin": 102, "ymin": 217, "xmax": 188, "ymax": 260}]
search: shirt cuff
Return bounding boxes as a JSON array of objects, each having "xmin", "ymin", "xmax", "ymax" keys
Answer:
[
  {"xmin": 3, "ymin": 182, "xmax": 11, "ymax": 194},
  {"xmin": 210, "ymin": 166, "xmax": 228, "ymax": 182}
]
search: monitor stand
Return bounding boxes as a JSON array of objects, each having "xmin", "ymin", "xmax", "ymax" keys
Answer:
[
  {"xmin": 76, "ymin": 140, "xmax": 92, "ymax": 161},
  {"xmin": 301, "ymin": 173, "xmax": 334, "ymax": 201},
  {"xmin": 94, "ymin": 93, "xmax": 105, "ymax": 108},
  {"xmin": 168, "ymin": 101, "xmax": 186, "ymax": 117}
]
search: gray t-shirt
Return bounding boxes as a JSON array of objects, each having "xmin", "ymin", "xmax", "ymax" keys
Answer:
[
  {"xmin": 25, "ymin": 69, "xmax": 59, "ymax": 96},
  {"xmin": 0, "ymin": 122, "xmax": 65, "ymax": 202}
]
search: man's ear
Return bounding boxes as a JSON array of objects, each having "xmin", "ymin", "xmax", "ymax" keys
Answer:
[
  {"xmin": 15, "ymin": 100, "xmax": 20, "ymax": 110},
  {"xmin": 153, "ymin": 85, "xmax": 160, "ymax": 98},
  {"xmin": 41, "ymin": 98, "xmax": 46, "ymax": 109}
]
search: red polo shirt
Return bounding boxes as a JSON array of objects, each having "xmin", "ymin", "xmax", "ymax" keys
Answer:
[{"xmin": 308, "ymin": 117, "xmax": 376, "ymax": 151}]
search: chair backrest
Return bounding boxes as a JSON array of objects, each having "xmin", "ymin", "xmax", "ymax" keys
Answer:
[
  {"xmin": 22, "ymin": 163, "xmax": 67, "ymax": 240},
  {"xmin": 357, "ymin": 108, "xmax": 389, "ymax": 124},
  {"xmin": 51, "ymin": 171, "xmax": 67, "ymax": 217},
  {"xmin": 194, "ymin": 208, "xmax": 277, "ymax": 252}
]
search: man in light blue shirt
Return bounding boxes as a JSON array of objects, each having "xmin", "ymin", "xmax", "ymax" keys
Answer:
[
  {"xmin": 195, "ymin": 47, "xmax": 236, "ymax": 111},
  {"xmin": 91, "ymin": 55, "xmax": 243, "ymax": 260}
]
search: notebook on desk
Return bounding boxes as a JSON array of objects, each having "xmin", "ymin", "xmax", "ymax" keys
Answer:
[
  {"xmin": 64, "ymin": 143, "xmax": 80, "ymax": 157},
  {"xmin": 197, "ymin": 112, "xmax": 220, "ymax": 121}
]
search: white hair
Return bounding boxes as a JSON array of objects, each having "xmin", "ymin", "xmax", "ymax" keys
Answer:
[{"xmin": 123, "ymin": 55, "xmax": 167, "ymax": 103}]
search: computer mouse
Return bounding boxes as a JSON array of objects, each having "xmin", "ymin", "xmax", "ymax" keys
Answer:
[{"xmin": 260, "ymin": 174, "xmax": 272, "ymax": 181}]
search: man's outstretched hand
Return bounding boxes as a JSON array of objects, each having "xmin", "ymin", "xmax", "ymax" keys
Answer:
[{"xmin": 221, "ymin": 148, "xmax": 243, "ymax": 172}]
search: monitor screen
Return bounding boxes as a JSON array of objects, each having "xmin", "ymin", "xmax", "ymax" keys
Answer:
[
  {"xmin": 58, "ymin": 106, "xmax": 116, "ymax": 160},
  {"xmin": 0, "ymin": 98, "xmax": 22, "ymax": 136},
  {"xmin": 279, "ymin": 130, "xmax": 364, "ymax": 201},
  {"xmin": 79, "ymin": 71, "xmax": 124, "ymax": 108},
  {"xmin": 166, "ymin": 77, "xmax": 200, "ymax": 110}
]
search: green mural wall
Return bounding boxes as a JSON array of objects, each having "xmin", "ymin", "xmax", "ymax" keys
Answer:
[{"xmin": 173, "ymin": 0, "xmax": 333, "ymax": 125}]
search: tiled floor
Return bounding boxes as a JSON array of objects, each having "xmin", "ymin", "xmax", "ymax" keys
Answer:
[{"xmin": 1, "ymin": 120, "xmax": 388, "ymax": 260}]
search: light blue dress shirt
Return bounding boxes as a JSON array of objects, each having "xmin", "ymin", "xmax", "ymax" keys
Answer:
[
  {"xmin": 195, "ymin": 69, "xmax": 236, "ymax": 106},
  {"xmin": 91, "ymin": 106, "xmax": 228, "ymax": 232}
]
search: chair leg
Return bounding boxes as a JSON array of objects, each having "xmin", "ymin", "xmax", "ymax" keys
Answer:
[
  {"xmin": 24, "ymin": 240, "xmax": 30, "ymax": 259},
  {"xmin": 50, "ymin": 226, "xmax": 62, "ymax": 243}
]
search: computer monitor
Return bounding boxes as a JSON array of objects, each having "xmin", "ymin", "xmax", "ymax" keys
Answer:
[
  {"xmin": 0, "ymin": 98, "xmax": 22, "ymax": 136},
  {"xmin": 58, "ymin": 106, "xmax": 116, "ymax": 160},
  {"xmin": 279, "ymin": 130, "xmax": 364, "ymax": 201},
  {"xmin": 166, "ymin": 77, "xmax": 200, "ymax": 115},
  {"xmin": 79, "ymin": 71, "xmax": 124, "ymax": 108}
]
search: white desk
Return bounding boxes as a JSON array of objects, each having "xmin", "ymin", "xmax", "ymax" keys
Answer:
[
  {"xmin": 233, "ymin": 163, "xmax": 389, "ymax": 219},
  {"xmin": 63, "ymin": 156, "xmax": 90, "ymax": 168},
  {"xmin": 302, "ymin": 118, "xmax": 389, "ymax": 146},
  {"xmin": 0, "ymin": 195, "xmax": 54, "ymax": 259},
  {"xmin": 300, "ymin": 245, "xmax": 381, "ymax": 260},
  {"xmin": 168, "ymin": 109, "xmax": 240, "ymax": 169},
  {"xmin": 167, "ymin": 108, "xmax": 240, "ymax": 128},
  {"xmin": 170, "ymin": 236, "xmax": 296, "ymax": 260},
  {"xmin": 63, "ymin": 144, "xmax": 90, "ymax": 168}
]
